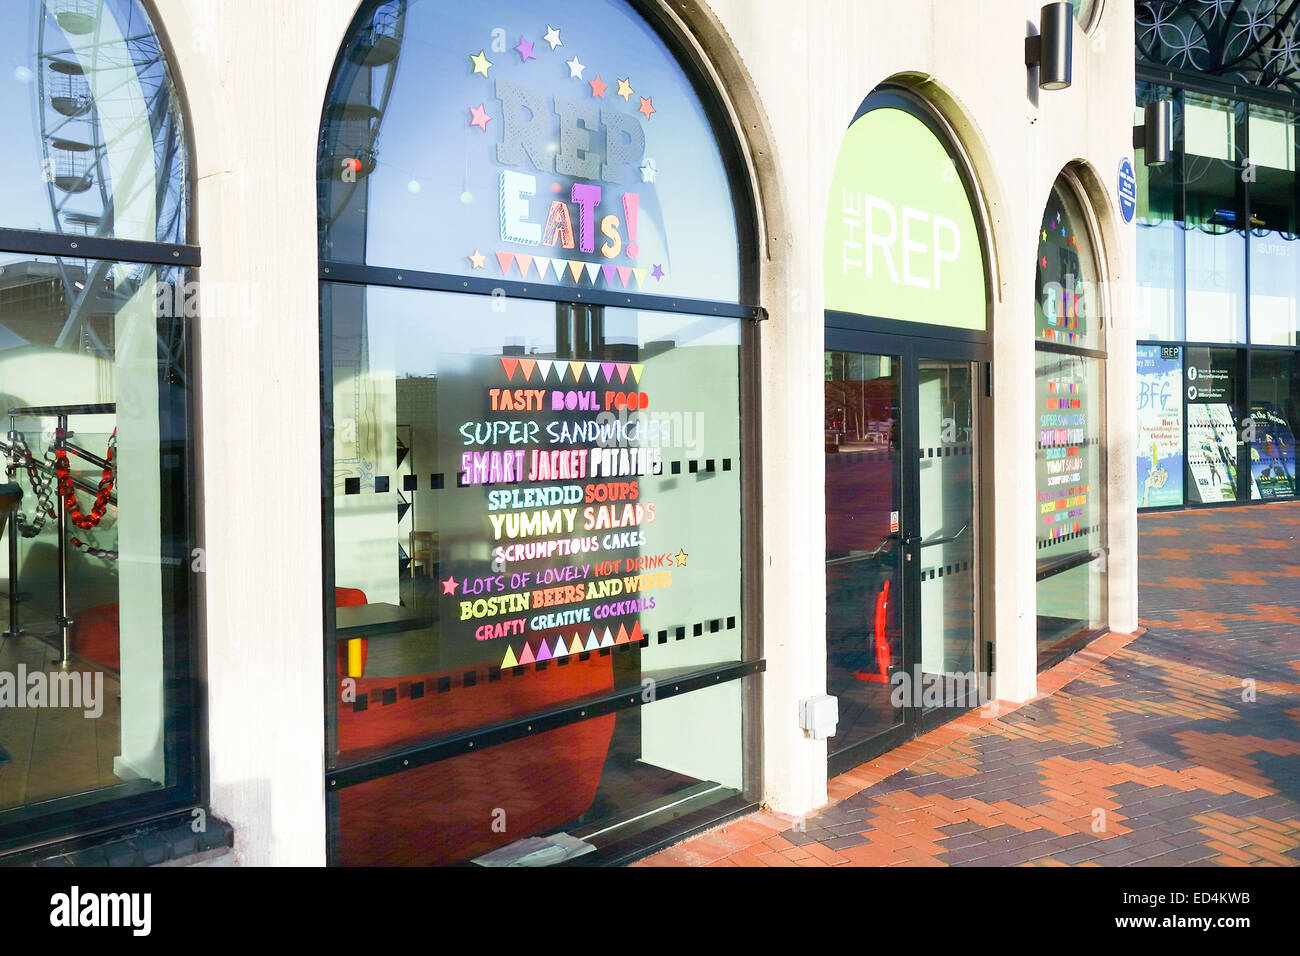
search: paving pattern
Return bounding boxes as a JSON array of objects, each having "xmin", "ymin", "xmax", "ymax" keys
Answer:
[{"xmin": 636, "ymin": 502, "xmax": 1300, "ymax": 867}]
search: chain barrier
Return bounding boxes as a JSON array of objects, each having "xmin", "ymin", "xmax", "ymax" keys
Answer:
[
  {"xmin": 5, "ymin": 428, "xmax": 118, "ymax": 561},
  {"xmin": 54, "ymin": 427, "xmax": 116, "ymax": 530}
]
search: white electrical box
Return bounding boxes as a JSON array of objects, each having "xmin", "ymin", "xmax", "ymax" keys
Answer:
[{"xmin": 798, "ymin": 694, "xmax": 839, "ymax": 740}]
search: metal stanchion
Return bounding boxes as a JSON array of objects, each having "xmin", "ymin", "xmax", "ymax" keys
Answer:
[
  {"xmin": 5, "ymin": 403, "xmax": 114, "ymax": 665},
  {"xmin": 53, "ymin": 413, "xmax": 72, "ymax": 668},
  {"xmin": 1, "ymin": 481, "xmax": 22, "ymax": 639}
]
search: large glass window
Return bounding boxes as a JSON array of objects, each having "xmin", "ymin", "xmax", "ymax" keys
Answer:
[
  {"xmin": 319, "ymin": 0, "xmax": 757, "ymax": 867},
  {"xmin": 1247, "ymin": 350, "xmax": 1297, "ymax": 500},
  {"xmin": 1184, "ymin": 346, "xmax": 1245, "ymax": 503},
  {"xmin": 1184, "ymin": 93, "xmax": 1247, "ymax": 343},
  {"xmin": 318, "ymin": 0, "xmax": 739, "ymax": 304},
  {"xmin": 1036, "ymin": 180, "xmax": 1103, "ymax": 351},
  {"xmin": 0, "ymin": 1, "xmax": 188, "ymax": 243},
  {"xmin": 1034, "ymin": 175, "xmax": 1107, "ymax": 669},
  {"xmin": 1135, "ymin": 82, "xmax": 1185, "ymax": 341},
  {"xmin": 0, "ymin": 2, "xmax": 197, "ymax": 854},
  {"xmin": 1248, "ymin": 105, "xmax": 1299, "ymax": 347},
  {"xmin": 1134, "ymin": 84, "xmax": 1300, "ymax": 514}
]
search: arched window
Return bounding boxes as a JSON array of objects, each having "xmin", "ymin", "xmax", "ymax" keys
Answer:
[
  {"xmin": 0, "ymin": 0, "xmax": 200, "ymax": 853},
  {"xmin": 1034, "ymin": 171, "xmax": 1108, "ymax": 668},
  {"xmin": 319, "ymin": 0, "xmax": 760, "ymax": 866}
]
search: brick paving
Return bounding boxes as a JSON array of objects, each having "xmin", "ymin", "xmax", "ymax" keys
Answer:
[{"xmin": 636, "ymin": 502, "xmax": 1300, "ymax": 867}]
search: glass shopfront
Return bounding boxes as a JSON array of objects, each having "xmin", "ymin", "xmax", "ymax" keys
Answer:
[
  {"xmin": 0, "ymin": 0, "xmax": 200, "ymax": 855},
  {"xmin": 823, "ymin": 88, "xmax": 992, "ymax": 772},
  {"xmin": 1135, "ymin": 83, "xmax": 1300, "ymax": 510},
  {"xmin": 318, "ymin": 0, "xmax": 761, "ymax": 866},
  {"xmin": 1034, "ymin": 174, "xmax": 1107, "ymax": 668}
]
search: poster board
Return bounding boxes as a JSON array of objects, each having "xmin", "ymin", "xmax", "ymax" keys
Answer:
[{"xmin": 1136, "ymin": 345, "xmax": 1183, "ymax": 508}]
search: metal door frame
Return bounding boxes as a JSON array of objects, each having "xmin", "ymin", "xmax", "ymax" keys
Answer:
[{"xmin": 826, "ymin": 328, "xmax": 992, "ymax": 776}]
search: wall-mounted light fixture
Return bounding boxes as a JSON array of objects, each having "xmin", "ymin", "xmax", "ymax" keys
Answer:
[
  {"xmin": 1134, "ymin": 100, "xmax": 1173, "ymax": 167},
  {"xmin": 1025, "ymin": 2, "xmax": 1073, "ymax": 91}
]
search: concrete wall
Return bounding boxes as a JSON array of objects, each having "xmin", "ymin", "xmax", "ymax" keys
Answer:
[{"xmin": 155, "ymin": 0, "xmax": 1138, "ymax": 862}]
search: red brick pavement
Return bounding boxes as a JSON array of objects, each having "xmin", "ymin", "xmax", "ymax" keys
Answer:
[{"xmin": 635, "ymin": 501, "xmax": 1300, "ymax": 867}]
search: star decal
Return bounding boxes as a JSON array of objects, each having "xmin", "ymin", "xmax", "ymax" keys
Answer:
[
  {"xmin": 616, "ymin": 77, "xmax": 634, "ymax": 100},
  {"xmin": 675, "ymin": 549, "xmax": 688, "ymax": 567},
  {"xmin": 469, "ymin": 250, "xmax": 486, "ymax": 269},
  {"xmin": 469, "ymin": 50, "xmax": 492, "ymax": 77},
  {"xmin": 441, "ymin": 575, "xmax": 460, "ymax": 595},
  {"xmin": 651, "ymin": 264, "xmax": 664, "ymax": 280},
  {"xmin": 567, "ymin": 55, "xmax": 585, "ymax": 79},
  {"xmin": 515, "ymin": 36, "xmax": 535, "ymax": 62},
  {"xmin": 638, "ymin": 96, "xmax": 655, "ymax": 120},
  {"xmin": 543, "ymin": 25, "xmax": 562, "ymax": 50},
  {"xmin": 469, "ymin": 103, "xmax": 491, "ymax": 131},
  {"xmin": 589, "ymin": 75, "xmax": 608, "ymax": 98},
  {"xmin": 639, "ymin": 158, "xmax": 658, "ymax": 183}
]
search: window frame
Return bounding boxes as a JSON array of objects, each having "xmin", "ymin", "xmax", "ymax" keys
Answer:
[
  {"xmin": 0, "ymin": 0, "xmax": 205, "ymax": 859},
  {"xmin": 316, "ymin": 0, "xmax": 766, "ymax": 867},
  {"xmin": 1032, "ymin": 167, "xmax": 1111, "ymax": 671},
  {"xmin": 1135, "ymin": 71, "xmax": 1300, "ymax": 511}
]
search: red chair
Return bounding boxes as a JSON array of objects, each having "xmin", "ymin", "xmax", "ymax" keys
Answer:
[{"xmin": 70, "ymin": 602, "xmax": 120, "ymax": 672}]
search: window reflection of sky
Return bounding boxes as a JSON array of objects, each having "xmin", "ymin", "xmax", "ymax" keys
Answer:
[
  {"xmin": 0, "ymin": 0, "xmax": 186, "ymax": 242},
  {"xmin": 321, "ymin": 0, "xmax": 739, "ymax": 303}
]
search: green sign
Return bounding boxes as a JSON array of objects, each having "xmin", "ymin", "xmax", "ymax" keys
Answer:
[{"xmin": 824, "ymin": 108, "xmax": 987, "ymax": 330}]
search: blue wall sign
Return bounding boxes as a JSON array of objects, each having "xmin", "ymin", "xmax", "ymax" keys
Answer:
[{"xmin": 1117, "ymin": 157, "xmax": 1137, "ymax": 224}]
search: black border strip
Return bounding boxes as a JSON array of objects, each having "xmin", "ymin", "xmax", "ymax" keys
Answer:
[
  {"xmin": 824, "ymin": 309, "xmax": 990, "ymax": 344},
  {"xmin": 1036, "ymin": 339, "xmax": 1108, "ymax": 360},
  {"xmin": 1036, "ymin": 548, "xmax": 1105, "ymax": 582},
  {"xmin": 1136, "ymin": 63, "xmax": 1300, "ymax": 114},
  {"xmin": 0, "ymin": 227, "xmax": 200, "ymax": 267},
  {"xmin": 327, "ymin": 659, "xmax": 764, "ymax": 790},
  {"xmin": 320, "ymin": 259, "xmax": 762, "ymax": 320}
]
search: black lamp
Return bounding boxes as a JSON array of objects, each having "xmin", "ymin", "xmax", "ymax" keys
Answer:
[
  {"xmin": 1134, "ymin": 100, "xmax": 1173, "ymax": 167},
  {"xmin": 1025, "ymin": 2, "xmax": 1074, "ymax": 91}
]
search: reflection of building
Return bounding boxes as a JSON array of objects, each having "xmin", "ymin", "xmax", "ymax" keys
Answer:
[
  {"xmin": 1135, "ymin": 1, "xmax": 1300, "ymax": 511},
  {"xmin": 0, "ymin": 261, "xmax": 115, "ymax": 352}
]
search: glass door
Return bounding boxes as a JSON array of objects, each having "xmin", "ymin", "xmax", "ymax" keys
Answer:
[
  {"xmin": 914, "ymin": 357, "xmax": 981, "ymax": 714},
  {"xmin": 824, "ymin": 351, "xmax": 907, "ymax": 762},
  {"xmin": 826, "ymin": 340, "xmax": 986, "ymax": 773}
]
